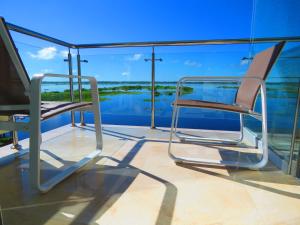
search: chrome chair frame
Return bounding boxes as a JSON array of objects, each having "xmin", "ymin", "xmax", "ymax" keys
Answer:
[
  {"xmin": 168, "ymin": 76, "xmax": 268, "ymax": 169},
  {"xmin": 0, "ymin": 73, "xmax": 103, "ymax": 193}
]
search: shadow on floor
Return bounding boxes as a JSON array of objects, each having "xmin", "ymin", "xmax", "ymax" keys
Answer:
[
  {"xmin": 1, "ymin": 125, "xmax": 300, "ymax": 225},
  {"xmin": 0, "ymin": 129, "xmax": 177, "ymax": 225},
  {"xmin": 176, "ymin": 162, "xmax": 300, "ymax": 199}
]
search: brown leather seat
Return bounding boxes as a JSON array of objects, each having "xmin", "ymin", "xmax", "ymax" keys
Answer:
[
  {"xmin": 173, "ymin": 99, "xmax": 249, "ymax": 113},
  {"xmin": 168, "ymin": 42, "xmax": 286, "ymax": 169},
  {"xmin": 173, "ymin": 41, "xmax": 286, "ymax": 113},
  {"xmin": 40, "ymin": 101, "xmax": 92, "ymax": 120},
  {"xmin": 0, "ymin": 16, "xmax": 103, "ymax": 193},
  {"xmin": 0, "ymin": 101, "xmax": 92, "ymax": 119},
  {"xmin": 0, "ymin": 17, "xmax": 93, "ymax": 121}
]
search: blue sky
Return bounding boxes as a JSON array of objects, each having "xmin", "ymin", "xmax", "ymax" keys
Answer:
[{"xmin": 1, "ymin": 0, "xmax": 299, "ymax": 81}]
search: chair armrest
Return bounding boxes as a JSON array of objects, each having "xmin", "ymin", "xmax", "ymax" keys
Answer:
[
  {"xmin": 174, "ymin": 76, "xmax": 265, "ymax": 101},
  {"xmin": 31, "ymin": 73, "xmax": 98, "ymax": 97},
  {"xmin": 31, "ymin": 73, "xmax": 98, "ymax": 87},
  {"xmin": 177, "ymin": 76, "xmax": 265, "ymax": 84},
  {"xmin": 30, "ymin": 73, "xmax": 100, "ymax": 110},
  {"xmin": 175, "ymin": 76, "xmax": 239, "ymax": 100},
  {"xmin": 178, "ymin": 76, "xmax": 242, "ymax": 83}
]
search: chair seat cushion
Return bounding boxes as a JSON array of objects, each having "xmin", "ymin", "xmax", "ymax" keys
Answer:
[
  {"xmin": 173, "ymin": 99, "xmax": 249, "ymax": 113},
  {"xmin": 0, "ymin": 101, "xmax": 92, "ymax": 119}
]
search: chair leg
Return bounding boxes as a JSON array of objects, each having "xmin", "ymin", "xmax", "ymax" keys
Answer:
[
  {"xmin": 168, "ymin": 105, "xmax": 178, "ymax": 160},
  {"xmin": 29, "ymin": 109, "xmax": 102, "ymax": 193},
  {"xmin": 251, "ymin": 84, "xmax": 268, "ymax": 169},
  {"xmin": 93, "ymin": 102, "xmax": 103, "ymax": 150},
  {"xmin": 174, "ymin": 106, "xmax": 180, "ymax": 135},
  {"xmin": 174, "ymin": 109, "xmax": 244, "ymax": 144},
  {"xmin": 168, "ymin": 107, "xmax": 268, "ymax": 169},
  {"xmin": 29, "ymin": 113, "xmax": 42, "ymax": 189},
  {"xmin": 234, "ymin": 113, "xmax": 244, "ymax": 143}
]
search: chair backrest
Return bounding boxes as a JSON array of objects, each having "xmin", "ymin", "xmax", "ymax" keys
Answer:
[
  {"xmin": 0, "ymin": 17, "xmax": 30, "ymax": 105},
  {"xmin": 235, "ymin": 41, "xmax": 285, "ymax": 110}
]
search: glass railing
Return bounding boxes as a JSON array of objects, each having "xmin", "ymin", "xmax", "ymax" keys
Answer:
[
  {"xmin": 249, "ymin": 0, "xmax": 300, "ymax": 174},
  {"xmin": 244, "ymin": 42, "xmax": 300, "ymax": 172},
  {"xmin": 11, "ymin": 35, "xmax": 75, "ymax": 139}
]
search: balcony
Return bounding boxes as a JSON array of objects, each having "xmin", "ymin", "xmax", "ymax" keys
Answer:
[
  {"xmin": 0, "ymin": 1, "xmax": 300, "ymax": 224},
  {"xmin": 1, "ymin": 124, "xmax": 300, "ymax": 225}
]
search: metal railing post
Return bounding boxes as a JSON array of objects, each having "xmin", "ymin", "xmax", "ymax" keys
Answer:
[
  {"xmin": 145, "ymin": 47, "xmax": 162, "ymax": 129},
  {"xmin": 151, "ymin": 48, "xmax": 156, "ymax": 129},
  {"xmin": 65, "ymin": 49, "xmax": 75, "ymax": 126},
  {"xmin": 10, "ymin": 116, "xmax": 22, "ymax": 150},
  {"xmin": 76, "ymin": 49, "xmax": 86, "ymax": 126}
]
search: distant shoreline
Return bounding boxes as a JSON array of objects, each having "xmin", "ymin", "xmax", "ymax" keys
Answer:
[{"xmin": 42, "ymin": 81, "xmax": 298, "ymax": 85}]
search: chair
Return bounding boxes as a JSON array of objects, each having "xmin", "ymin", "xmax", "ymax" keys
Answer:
[
  {"xmin": 168, "ymin": 41, "xmax": 285, "ymax": 169},
  {"xmin": 0, "ymin": 17, "xmax": 103, "ymax": 192}
]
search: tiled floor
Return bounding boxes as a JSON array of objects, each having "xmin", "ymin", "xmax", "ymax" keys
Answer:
[{"xmin": 0, "ymin": 124, "xmax": 299, "ymax": 225}]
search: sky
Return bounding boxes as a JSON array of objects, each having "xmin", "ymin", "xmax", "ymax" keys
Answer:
[{"xmin": 1, "ymin": 0, "xmax": 299, "ymax": 81}]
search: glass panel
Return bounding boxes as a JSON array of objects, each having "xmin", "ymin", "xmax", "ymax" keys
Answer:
[
  {"xmin": 155, "ymin": 44, "xmax": 250, "ymax": 130},
  {"xmin": 11, "ymin": 32, "xmax": 73, "ymax": 140},
  {"xmin": 244, "ymin": 0, "xmax": 300, "ymax": 172},
  {"xmin": 292, "ymin": 94, "xmax": 300, "ymax": 177},
  {"xmin": 79, "ymin": 48, "xmax": 152, "ymax": 126},
  {"xmin": 77, "ymin": 45, "xmax": 251, "ymax": 130}
]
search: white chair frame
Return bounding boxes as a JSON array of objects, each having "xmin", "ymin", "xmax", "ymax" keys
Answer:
[
  {"xmin": 0, "ymin": 73, "xmax": 103, "ymax": 193},
  {"xmin": 168, "ymin": 76, "xmax": 268, "ymax": 169}
]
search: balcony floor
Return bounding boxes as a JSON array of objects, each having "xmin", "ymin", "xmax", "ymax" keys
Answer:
[{"xmin": 0, "ymin": 124, "xmax": 300, "ymax": 225}]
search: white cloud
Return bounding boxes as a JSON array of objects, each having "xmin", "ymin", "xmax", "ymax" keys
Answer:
[
  {"xmin": 240, "ymin": 59, "xmax": 249, "ymax": 65},
  {"xmin": 127, "ymin": 53, "xmax": 143, "ymax": 61},
  {"xmin": 28, "ymin": 47, "xmax": 57, "ymax": 60},
  {"xmin": 32, "ymin": 73, "xmax": 43, "ymax": 77},
  {"xmin": 31, "ymin": 69, "xmax": 53, "ymax": 77},
  {"xmin": 121, "ymin": 71, "xmax": 130, "ymax": 76},
  {"xmin": 28, "ymin": 47, "xmax": 77, "ymax": 60},
  {"xmin": 184, "ymin": 60, "xmax": 202, "ymax": 67}
]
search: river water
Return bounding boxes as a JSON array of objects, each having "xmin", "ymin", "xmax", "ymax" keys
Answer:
[{"xmin": 17, "ymin": 82, "xmax": 296, "ymax": 140}]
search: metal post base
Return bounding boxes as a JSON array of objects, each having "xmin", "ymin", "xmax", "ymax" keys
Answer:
[
  {"xmin": 10, "ymin": 143, "xmax": 22, "ymax": 150},
  {"xmin": 0, "ymin": 149, "xmax": 28, "ymax": 165}
]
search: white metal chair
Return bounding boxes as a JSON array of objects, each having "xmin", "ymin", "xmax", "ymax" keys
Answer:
[
  {"xmin": 168, "ymin": 42, "xmax": 285, "ymax": 169},
  {"xmin": 0, "ymin": 17, "xmax": 103, "ymax": 192}
]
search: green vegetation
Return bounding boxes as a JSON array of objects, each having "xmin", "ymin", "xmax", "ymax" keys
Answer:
[
  {"xmin": 217, "ymin": 85, "xmax": 239, "ymax": 89},
  {"xmin": 42, "ymin": 89, "xmax": 141, "ymax": 102},
  {"xmin": 217, "ymin": 84, "xmax": 299, "ymax": 99},
  {"xmin": 41, "ymin": 85, "xmax": 194, "ymax": 102},
  {"xmin": 218, "ymin": 85, "xmax": 298, "ymax": 94},
  {"xmin": 266, "ymin": 87, "xmax": 299, "ymax": 94},
  {"xmin": 0, "ymin": 137, "xmax": 12, "ymax": 147},
  {"xmin": 97, "ymin": 85, "xmax": 192, "ymax": 93},
  {"xmin": 144, "ymin": 99, "xmax": 160, "ymax": 102}
]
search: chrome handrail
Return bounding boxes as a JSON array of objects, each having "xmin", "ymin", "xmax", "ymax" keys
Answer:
[
  {"xmin": 6, "ymin": 21, "xmax": 300, "ymax": 49},
  {"xmin": 6, "ymin": 22, "xmax": 75, "ymax": 48},
  {"xmin": 75, "ymin": 37, "xmax": 300, "ymax": 48}
]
